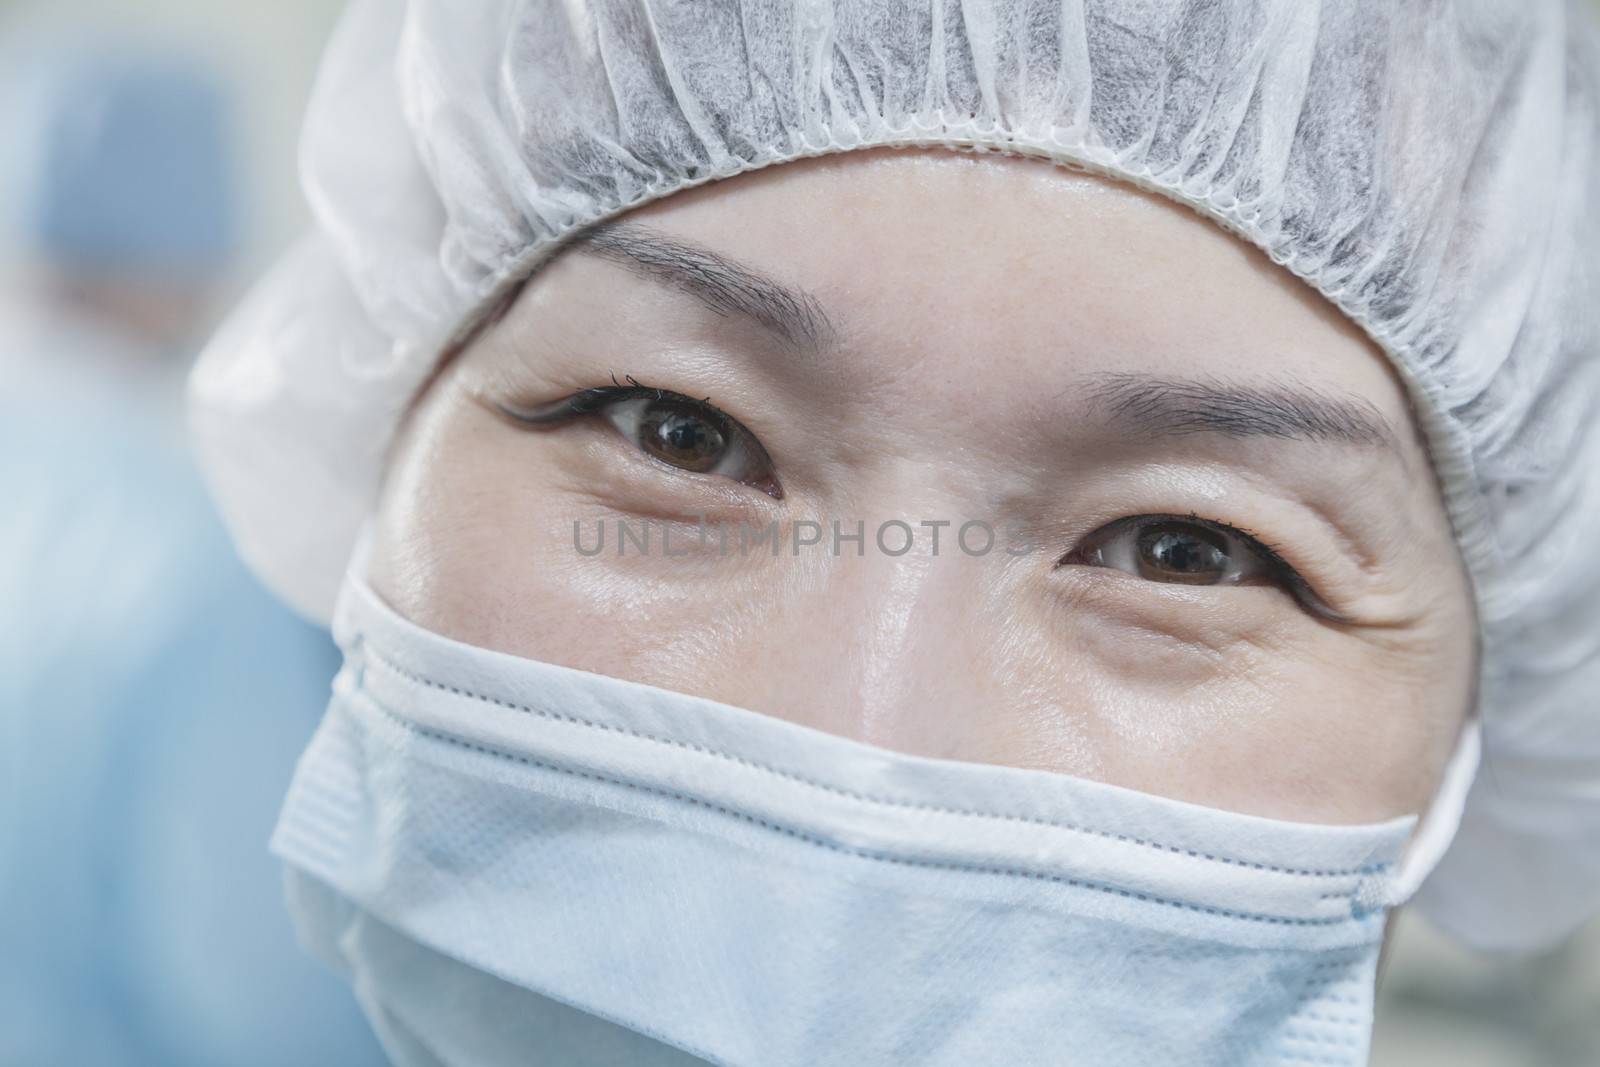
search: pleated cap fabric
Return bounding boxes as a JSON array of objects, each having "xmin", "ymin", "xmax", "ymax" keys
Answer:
[{"xmin": 188, "ymin": 0, "xmax": 1600, "ymax": 950}]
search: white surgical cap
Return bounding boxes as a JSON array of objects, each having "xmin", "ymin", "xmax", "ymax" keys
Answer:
[{"xmin": 189, "ymin": 0, "xmax": 1600, "ymax": 951}]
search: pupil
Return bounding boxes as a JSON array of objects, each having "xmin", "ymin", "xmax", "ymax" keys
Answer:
[
  {"xmin": 1158, "ymin": 535, "xmax": 1203, "ymax": 571},
  {"xmin": 665, "ymin": 419, "xmax": 704, "ymax": 452}
]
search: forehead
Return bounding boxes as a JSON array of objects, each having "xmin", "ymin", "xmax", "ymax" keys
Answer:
[{"xmin": 592, "ymin": 148, "xmax": 1413, "ymax": 426}]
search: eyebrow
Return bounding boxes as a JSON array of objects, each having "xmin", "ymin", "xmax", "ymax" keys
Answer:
[
  {"xmin": 563, "ymin": 227, "xmax": 1403, "ymax": 456},
  {"xmin": 571, "ymin": 221, "xmax": 837, "ymax": 351},
  {"xmin": 1081, "ymin": 371, "xmax": 1403, "ymax": 452}
]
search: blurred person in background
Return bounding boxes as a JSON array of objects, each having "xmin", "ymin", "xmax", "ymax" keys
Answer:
[{"xmin": 0, "ymin": 41, "xmax": 385, "ymax": 1066}]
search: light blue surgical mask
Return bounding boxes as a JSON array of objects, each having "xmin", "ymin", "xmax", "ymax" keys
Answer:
[{"xmin": 273, "ymin": 547, "xmax": 1479, "ymax": 1067}]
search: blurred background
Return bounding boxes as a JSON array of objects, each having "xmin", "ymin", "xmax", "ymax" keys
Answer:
[
  {"xmin": 0, "ymin": 1, "xmax": 387, "ymax": 1065},
  {"xmin": 0, "ymin": 1, "xmax": 1594, "ymax": 1065}
]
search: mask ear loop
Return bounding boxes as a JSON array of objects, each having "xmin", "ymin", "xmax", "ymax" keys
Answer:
[
  {"xmin": 330, "ymin": 516, "xmax": 380, "ymax": 656},
  {"xmin": 1367, "ymin": 718, "xmax": 1483, "ymax": 911}
]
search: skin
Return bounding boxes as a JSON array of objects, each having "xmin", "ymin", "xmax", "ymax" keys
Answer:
[{"xmin": 367, "ymin": 147, "xmax": 1476, "ymax": 833}]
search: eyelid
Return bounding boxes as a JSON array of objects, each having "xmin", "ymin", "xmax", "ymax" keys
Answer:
[
  {"xmin": 1066, "ymin": 512, "xmax": 1353, "ymax": 624},
  {"xmin": 496, "ymin": 379, "xmax": 718, "ymax": 425},
  {"xmin": 494, "ymin": 378, "xmax": 784, "ymax": 499}
]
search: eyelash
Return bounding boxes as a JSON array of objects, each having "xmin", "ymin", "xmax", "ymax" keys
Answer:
[
  {"xmin": 500, "ymin": 376, "xmax": 1344, "ymax": 622},
  {"xmin": 508, "ymin": 373, "xmax": 718, "ymax": 421},
  {"xmin": 1060, "ymin": 511, "xmax": 1344, "ymax": 622},
  {"xmin": 496, "ymin": 373, "xmax": 784, "ymax": 498}
]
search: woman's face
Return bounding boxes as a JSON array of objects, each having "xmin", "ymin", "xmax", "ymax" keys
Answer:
[{"xmin": 368, "ymin": 149, "xmax": 1475, "ymax": 827}]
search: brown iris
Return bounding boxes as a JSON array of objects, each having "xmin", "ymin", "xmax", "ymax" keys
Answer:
[
  {"xmin": 640, "ymin": 401, "xmax": 729, "ymax": 472},
  {"xmin": 1134, "ymin": 522, "xmax": 1230, "ymax": 585}
]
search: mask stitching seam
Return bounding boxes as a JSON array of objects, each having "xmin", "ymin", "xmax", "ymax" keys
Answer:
[
  {"xmin": 1282, "ymin": 1027, "xmax": 1362, "ymax": 1050},
  {"xmin": 358, "ymin": 647, "xmax": 1396, "ymax": 884},
  {"xmin": 353, "ymin": 696, "xmax": 1380, "ymax": 932},
  {"xmin": 1310, "ymin": 995, "xmax": 1365, "ymax": 1007}
]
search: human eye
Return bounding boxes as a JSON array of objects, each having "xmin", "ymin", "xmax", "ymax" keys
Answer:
[
  {"xmin": 1056, "ymin": 513, "xmax": 1344, "ymax": 620},
  {"xmin": 495, "ymin": 374, "xmax": 782, "ymax": 499}
]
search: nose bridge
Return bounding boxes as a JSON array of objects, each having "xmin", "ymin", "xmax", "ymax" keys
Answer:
[{"xmin": 800, "ymin": 523, "xmax": 995, "ymax": 747}]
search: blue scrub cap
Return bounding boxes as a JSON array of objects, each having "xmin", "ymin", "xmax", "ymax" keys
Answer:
[{"xmin": 6, "ymin": 45, "xmax": 236, "ymax": 277}]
